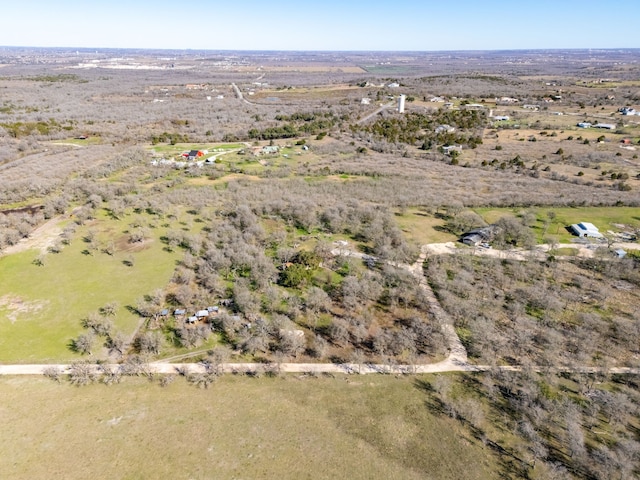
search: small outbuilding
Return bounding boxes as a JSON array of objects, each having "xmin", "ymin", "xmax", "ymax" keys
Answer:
[{"xmin": 614, "ymin": 248, "xmax": 627, "ymax": 258}]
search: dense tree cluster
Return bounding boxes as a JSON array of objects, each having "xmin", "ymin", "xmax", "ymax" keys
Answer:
[
  {"xmin": 353, "ymin": 109, "xmax": 486, "ymax": 148},
  {"xmin": 248, "ymin": 111, "xmax": 339, "ymax": 140},
  {"xmin": 425, "ymin": 369, "xmax": 640, "ymax": 479},
  {"xmin": 426, "ymin": 253, "xmax": 640, "ymax": 367}
]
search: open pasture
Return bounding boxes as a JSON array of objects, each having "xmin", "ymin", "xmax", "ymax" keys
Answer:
[{"xmin": 0, "ymin": 374, "xmax": 499, "ymax": 480}]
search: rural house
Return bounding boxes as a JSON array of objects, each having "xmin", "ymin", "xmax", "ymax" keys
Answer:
[
  {"xmin": 250, "ymin": 145, "xmax": 280, "ymax": 156},
  {"xmin": 593, "ymin": 123, "xmax": 616, "ymax": 130},
  {"xmin": 435, "ymin": 124, "xmax": 455, "ymax": 134},
  {"xmin": 187, "ymin": 150, "xmax": 204, "ymax": 160},
  {"xmin": 460, "ymin": 225, "xmax": 500, "ymax": 246},
  {"xmin": 442, "ymin": 145, "xmax": 462, "ymax": 156}
]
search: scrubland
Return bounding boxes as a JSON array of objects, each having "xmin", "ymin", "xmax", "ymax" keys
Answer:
[{"xmin": 1, "ymin": 48, "xmax": 640, "ymax": 479}]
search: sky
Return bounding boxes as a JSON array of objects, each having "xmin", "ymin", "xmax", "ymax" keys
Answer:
[{"xmin": 2, "ymin": 0, "xmax": 639, "ymax": 51}]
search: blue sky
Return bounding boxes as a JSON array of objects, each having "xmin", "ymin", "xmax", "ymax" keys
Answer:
[{"xmin": 2, "ymin": 0, "xmax": 639, "ymax": 51}]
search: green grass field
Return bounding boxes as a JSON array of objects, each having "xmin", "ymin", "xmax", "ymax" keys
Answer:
[
  {"xmin": 0, "ymin": 217, "xmax": 180, "ymax": 363},
  {"xmin": 0, "ymin": 374, "xmax": 500, "ymax": 480},
  {"xmin": 474, "ymin": 206, "xmax": 640, "ymax": 243},
  {"xmin": 395, "ymin": 209, "xmax": 458, "ymax": 245}
]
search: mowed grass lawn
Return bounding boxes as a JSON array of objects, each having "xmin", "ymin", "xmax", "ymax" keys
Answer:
[
  {"xmin": 394, "ymin": 209, "xmax": 457, "ymax": 245},
  {"xmin": 0, "ymin": 374, "xmax": 500, "ymax": 480},
  {"xmin": 0, "ymin": 219, "xmax": 179, "ymax": 363}
]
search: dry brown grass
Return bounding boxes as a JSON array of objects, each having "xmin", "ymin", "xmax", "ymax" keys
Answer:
[{"xmin": 0, "ymin": 375, "xmax": 500, "ymax": 480}]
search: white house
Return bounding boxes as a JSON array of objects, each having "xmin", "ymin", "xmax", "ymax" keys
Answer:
[
  {"xmin": 442, "ymin": 145, "xmax": 462, "ymax": 156},
  {"xmin": 435, "ymin": 124, "xmax": 455, "ymax": 134}
]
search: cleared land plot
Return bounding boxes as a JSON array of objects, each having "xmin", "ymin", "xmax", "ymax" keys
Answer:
[
  {"xmin": 149, "ymin": 143, "xmax": 246, "ymax": 157},
  {"xmin": 394, "ymin": 208, "xmax": 458, "ymax": 245},
  {"xmin": 250, "ymin": 85, "xmax": 367, "ymax": 102},
  {"xmin": 236, "ymin": 66, "xmax": 367, "ymax": 73},
  {"xmin": 0, "ymin": 375, "xmax": 500, "ymax": 480},
  {"xmin": 50, "ymin": 136, "xmax": 103, "ymax": 146},
  {"xmin": 474, "ymin": 206, "xmax": 640, "ymax": 243},
  {"xmin": 0, "ymin": 217, "xmax": 180, "ymax": 363}
]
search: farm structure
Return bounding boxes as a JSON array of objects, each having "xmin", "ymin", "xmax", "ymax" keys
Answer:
[{"xmin": 569, "ymin": 222, "xmax": 603, "ymax": 238}]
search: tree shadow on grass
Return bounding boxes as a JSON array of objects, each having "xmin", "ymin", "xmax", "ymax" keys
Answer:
[{"xmin": 413, "ymin": 377, "xmax": 532, "ymax": 480}]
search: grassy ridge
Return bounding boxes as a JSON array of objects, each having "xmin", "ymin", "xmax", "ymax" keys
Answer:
[{"xmin": 0, "ymin": 375, "xmax": 499, "ymax": 480}]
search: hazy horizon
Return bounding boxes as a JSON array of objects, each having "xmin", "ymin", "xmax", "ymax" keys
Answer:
[
  {"xmin": 2, "ymin": 45, "xmax": 639, "ymax": 54},
  {"xmin": 2, "ymin": 0, "xmax": 639, "ymax": 52}
]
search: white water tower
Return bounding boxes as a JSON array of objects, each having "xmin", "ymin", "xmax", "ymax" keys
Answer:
[{"xmin": 398, "ymin": 94, "xmax": 406, "ymax": 113}]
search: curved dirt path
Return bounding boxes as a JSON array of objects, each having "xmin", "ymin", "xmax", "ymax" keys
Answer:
[{"xmin": 424, "ymin": 241, "xmax": 639, "ymax": 261}]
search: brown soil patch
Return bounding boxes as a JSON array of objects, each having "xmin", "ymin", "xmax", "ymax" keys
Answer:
[
  {"xmin": 0, "ymin": 295, "xmax": 48, "ymax": 323},
  {"xmin": 114, "ymin": 235, "xmax": 154, "ymax": 253}
]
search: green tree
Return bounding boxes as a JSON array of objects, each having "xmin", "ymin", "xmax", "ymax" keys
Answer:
[{"xmin": 280, "ymin": 264, "xmax": 311, "ymax": 288}]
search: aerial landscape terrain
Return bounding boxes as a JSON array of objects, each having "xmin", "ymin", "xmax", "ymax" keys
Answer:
[{"xmin": 1, "ymin": 43, "xmax": 640, "ymax": 479}]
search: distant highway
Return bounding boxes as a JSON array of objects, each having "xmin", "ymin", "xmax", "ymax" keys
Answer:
[{"xmin": 231, "ymin": 83, "xmax": 253, "ymax": 105}]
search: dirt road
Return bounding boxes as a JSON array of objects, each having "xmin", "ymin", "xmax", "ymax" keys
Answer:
[
  {"xmin": 2, "ymin": 362, "xmax": 638, "ymax": 376},
  {"xmin": 0, "ymin": 216, "xmax": 66, "ymax": 257}
]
